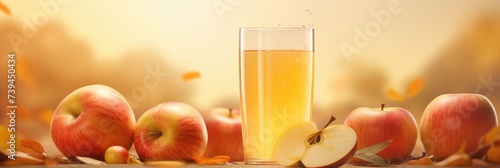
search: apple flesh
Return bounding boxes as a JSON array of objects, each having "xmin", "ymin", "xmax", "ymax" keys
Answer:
[
  {"xmin": 105, "ymin": 146, "xmax": 129, "ymax": 164},
  {"xmin": 203, "ymin": 108, "xmax": 243, "ymax": 161},
  {"xmin": 50, "ymin": 84, "xmax": 136, "ymax": 160},
  {"xmin": 273, "ymin": 116, "xmax": 357, "ymax": 168},
  {"xmin": 344, "ymin": 104, "xmax": 418, "ymax": 163},
  {"xmin": 421, "ymin": 94, "xmax": 498, "ymax": 161},
  {"xmin": 134, "ymin": 102, "xmax": 208, "ymax": 161}
]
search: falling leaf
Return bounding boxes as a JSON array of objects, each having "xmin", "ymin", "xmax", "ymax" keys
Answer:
[
  {"xmin": 0, "ymin": 1, "xmax": 10, "ymax": 15},
  {"xmin": 76, "ymin": 156, "xmax": 106, "ymax": 165},
  {"xmin": 182, "ymin": 71, "xmax": 201, "ymax": 81},
  {"xmin": 387, "ymin": 89, "xmax": 405, "ymax": 101},
  {"xmin": 20, "ymin": 139, "xmax": 47, "ymax": 160},
  {"xmin": 406, "ymin": 78, "xmax": 425, "ymax": 98},
  {"xmin": 192, "ymin": 155, "xmax": 231, "ymax": 165}
]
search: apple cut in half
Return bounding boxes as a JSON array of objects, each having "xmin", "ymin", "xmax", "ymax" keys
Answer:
[{"xmin": 273, "ymin": 117, "xmax": 357, "ymax": 168}]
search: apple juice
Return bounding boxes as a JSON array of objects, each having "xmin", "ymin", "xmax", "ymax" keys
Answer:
[{"xmin": 240, "ymin": 50, "xmax": 313, "ymax": 163}]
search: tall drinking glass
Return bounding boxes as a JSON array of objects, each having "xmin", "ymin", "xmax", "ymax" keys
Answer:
[{"xmin": 239, "ymin": 27, "xmax": 314, "ymax": 164}]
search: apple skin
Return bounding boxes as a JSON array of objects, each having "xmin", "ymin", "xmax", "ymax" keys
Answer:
[
  {"xmin": 344, "ymin": 105, "xmax": 418, "ymax": 163},
  {"xmin": 105, "ymin": 146, "xmax": 129, "ymax": 164},
  {"xmin": 421, "ymin": 93, "xmax": 498, "ymax": 161},
  {"xmin": 202, "ymin": 108, "xmax": 243, "ymax": 161},
  {"xmin": 134, "ymin": 102, "xmax": 208, "ymax": 161},
  {"xmin": 50, "ymin": 84, "xmax": 136, "ymax": 160}
]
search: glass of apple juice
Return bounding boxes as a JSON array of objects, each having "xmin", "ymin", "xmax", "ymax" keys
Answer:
[{"xmin": 239, "ymin": 27, "xmax": 314, "ymax": 164}]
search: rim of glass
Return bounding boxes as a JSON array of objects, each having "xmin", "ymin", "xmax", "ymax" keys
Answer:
[{"xmin": 240, "ymin": 27, "xmax": 313, "ymax": 31}]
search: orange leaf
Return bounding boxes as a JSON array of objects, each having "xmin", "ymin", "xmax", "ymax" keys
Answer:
[
  {"xmin": 20, "ymin": 139, "xmax": 47, "ymax": 160},
  {"xmin": 402, "ymin": 157, "xmax": 433, "ymax": 165},
  {"xmin": 0, "ymin": 1, "xmax": 10, "ymax": 15},
  {"xmin": 182, "ymin": 71, "xmax": 201, "ymax": 81},
  {"xmin": 434, "ymin": 153, "xmax": 472, "ymax": 167},
  {"xmin": 145, "ymin": 161, "xmax": 186, "ymax": 167},
  {"xmin": 387, "ymin": 89, "xmax": 405, "ymax": 101},
  {"xmin": 192, "ymin": 155, "xmax": 231, "ymax": 165},
  {"xmin": 407, "ymin": 78, "xmax": 425, "ymax": 98},
  {"xmin": 126, "ymin": 156, "xmax": 142, "ymax": 164},
  {"xmin": 480, "ymin": 126, "xmax": 500, "ymax": 145}
]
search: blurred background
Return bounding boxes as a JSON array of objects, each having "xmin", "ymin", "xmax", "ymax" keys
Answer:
[{"xmin": 0, "ymin": 0, "xmax": 499, "ymax": 156}]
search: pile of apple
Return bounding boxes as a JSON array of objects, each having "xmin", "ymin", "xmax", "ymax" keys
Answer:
[
  {"xmin": 272, "ymin": 93, "xmax": 498, "ymax": 167},
  {"xmin": 50, "ymin": 84, "xmax": 498, "ymax": 167},
  {"xmin": 50, "ymin": 84, "xmax": 243, "ymax": 164}
]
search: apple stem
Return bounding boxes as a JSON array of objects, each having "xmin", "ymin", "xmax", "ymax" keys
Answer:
[
  {"xmin": 381, "ymin": 103, "xmax": 385, "ymax": 111},
  {"xmin": 229, "ymin": 108, "xmax": 233, "ymax": 118},
  {"xmin": 322, "ymin": 116, "xmax": 336, "ymax": 131},
  {"xmin": 308, "ymin": 116, "xmax": 336, "ymax": 146}
]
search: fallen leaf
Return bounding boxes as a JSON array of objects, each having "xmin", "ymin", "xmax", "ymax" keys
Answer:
[
  {"xmin": 76, "ymin": 156, "xmax": 106, "ymax": 165},
  {"xmin": 470, "ymin": 144, "xmax": 492, "ymax": 159},
  {"xmin": 20, "ymin": 139, "xmax": 47, "ymax": 160},
  {"xmin": 182, "ymin": 71, "xmax": 201, "ymax": 81},
  {"xmin": 387, "ymin": 89, "xmax": 405, "ymax": 101},
  {"xmin": 480, "ymin": 126, "xmax": 500, "ymax": 145},
  {"xmin": 406, "ymin": 78, "xmax": 424, "ymax": 98},
  {"xmin": 127, "ymin": 156, "xmax": 142, "ymax": 164},
  {"xmin": 0, "ymin": 152, "xmax": 44, "ymax": 166},
  {"xmin": 402, "ymin": 157, "xmax": 433, "ymax": 165},
  {"xmin": 145, "ymin": 161, "xmax": 186, "ymax": 167},
  {"xmin": 0, "ymin": 1, "xmax": 10, "ymax": 15},
  {"xmin": 473, "ymin": 158, "xmax": 491, "ymax": 166},
  {"xmin": 353, "ymin": 140, "xmax": 391, "ymax": 166},
  {"xmin": 434, "ymin": 153, "xmax": 472, "ymax": 167},
  {"xmin": 192, "ymin": 155, "xmax": 231, "ymax": 165},
  {"xmin": 353, "ymin": 153, "xmax": 388, "ymax": 167},
  {"xmin": 434, "ymin": 141, "xmax": 472, "ymax": 167},
  {"xmin": 355, "ymin": 140, "xmax": 392, "ymax": 156}
]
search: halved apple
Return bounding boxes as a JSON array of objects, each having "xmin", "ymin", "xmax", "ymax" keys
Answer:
[{"xmin": 273, "ymin": 116, "xmax": 357, "ymax": 167}]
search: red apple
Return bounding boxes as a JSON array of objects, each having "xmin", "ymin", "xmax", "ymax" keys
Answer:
[
  {"xmin": 344, "ymin": 104, "xmax": 418, "ymax": 163},
  {"xmin": 134, "ymin": 102, "xmax": 208, "ymax": 161},
  {"xmin": 105, "ymin": 146, "xmax": 129, "ymax": 164},
  {"xmin": 421, "ymin": 93, "xmax": 498, "ymax": 161},
  {"xmin": 50, "ymin": 84, "xmax": 136, "ymax": 160},
  {"xmin": 202, "ymin": 108, "xmax": 243, "ymax": 161}
]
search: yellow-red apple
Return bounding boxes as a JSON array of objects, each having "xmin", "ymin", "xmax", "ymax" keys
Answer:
[
  {"xmin": 50, "ymin": 84, "xmax": 136, "ymax": 160},
  {"xmin": 134, "ymin": 102, "xmax": 208, "ymax": 161},
  {"xmin": 344, "ymin": 104, "xmax": 418, "ymax": 163},
  {"xmin": 421, "ymin": 93, "xmax": 498, "ymax": 161},
  {"xmin": 105, "ymin": 145, "xmax": 129, "ymax": 164},
  {"xmin": 202, "ymin": 108, "xmax": 243, "ymax": 161}
]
